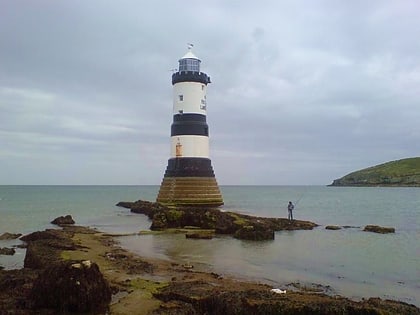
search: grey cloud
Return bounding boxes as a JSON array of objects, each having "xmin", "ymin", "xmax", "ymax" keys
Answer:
[{"xmin": 1, "ymin": 1, "xmax": 419, "ymax": 185}]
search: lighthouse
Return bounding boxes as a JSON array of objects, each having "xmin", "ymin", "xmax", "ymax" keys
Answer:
[{"xmin": 157, "ymin": 46, "xmax": 223, "ymax": 207}]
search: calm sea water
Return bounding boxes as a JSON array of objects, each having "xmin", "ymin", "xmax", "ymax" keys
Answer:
[{"xmin": 0, "ymin": 185, "xmax": 419, "ymax": 306}]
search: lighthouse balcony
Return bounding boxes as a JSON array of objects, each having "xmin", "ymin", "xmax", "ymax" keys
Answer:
[{"xmin": 172, "ymin": 71, "xmax": 211, "ymax": 85}]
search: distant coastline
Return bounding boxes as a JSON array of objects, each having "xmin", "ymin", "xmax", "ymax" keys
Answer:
[{"xmin": 329, "ymin": 157, "xmax": 420, "ymax": 187}]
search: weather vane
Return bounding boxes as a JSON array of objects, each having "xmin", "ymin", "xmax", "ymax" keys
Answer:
[{"xmin": 187, "ymin": 43, "xmax": 194, "ymax": 50}]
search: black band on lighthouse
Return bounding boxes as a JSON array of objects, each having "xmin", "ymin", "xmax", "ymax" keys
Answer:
[
  {"xmin": 171, "ymin": 113, "xmax": 209, "ymax": 136},
  {"xmin": 172, "ymin": 71, "xmax": 211, "ymax": 85},
  {"xmin": 163, "ymin": 157, "xmax": 216, "ymax": 177}
]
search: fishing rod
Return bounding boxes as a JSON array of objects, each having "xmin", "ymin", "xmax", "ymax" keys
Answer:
[{"xmin": 293, "ymin": 186, "xmax": 309, "ymax": 207}]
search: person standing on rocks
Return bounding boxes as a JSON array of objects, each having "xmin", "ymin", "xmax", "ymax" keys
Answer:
[{"xmin": 288, "ymin": 201, "xmax": 294, "ymax": 221}]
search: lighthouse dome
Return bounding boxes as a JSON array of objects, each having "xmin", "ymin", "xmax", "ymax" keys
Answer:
[
  {"xmin": 180, "ymin": 50, "xmax": 200, "ymax": 60},
  {"xmin": 179, "ymin": 49, "xmax": 201, "ymax": 72}
]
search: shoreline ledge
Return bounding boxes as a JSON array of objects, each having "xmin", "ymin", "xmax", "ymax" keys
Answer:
[
  {"xmin": 116, "ymin": 200, "xmax": 318, "ymax": 241},
  {"xmin": 0, "ymin": 224, "xmax": 419, "ymax": 314}
]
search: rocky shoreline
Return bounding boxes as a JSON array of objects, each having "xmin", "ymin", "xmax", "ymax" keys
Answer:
[{"xmin": 0, "ymin": 212, "xmax": 419, "ymax": 314}]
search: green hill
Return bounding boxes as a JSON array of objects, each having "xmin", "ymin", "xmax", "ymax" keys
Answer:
[{"xmin": 329, "ymin": 157, "xmax": 420, "ymax": 187}]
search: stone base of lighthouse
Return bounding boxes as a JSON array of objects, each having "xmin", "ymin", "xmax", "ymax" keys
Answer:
[{"xmin": 157, "ymin": 158, "xmax": 223, "ymax": 207}]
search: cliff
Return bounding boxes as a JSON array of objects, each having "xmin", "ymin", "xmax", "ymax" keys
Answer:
[{"xmin": 329, "ymin": 157, "xmax": 420, "ymax": 187}]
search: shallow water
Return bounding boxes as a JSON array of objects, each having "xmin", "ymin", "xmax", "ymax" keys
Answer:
[{"xmin": 0, "ymin": 185, "xmax": 419, "ymax": 306}]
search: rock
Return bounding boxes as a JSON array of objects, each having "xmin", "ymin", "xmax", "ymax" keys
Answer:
[
  {"xmin": 326, "ymin": 225, "xmax": 342, "ymax": 230},
  {"xmin": 31, "ymin": 260, "xmax": 111, "ymax": 313},
  {"xmin": 0, "ymin": 232, "xmax": 22, "ymax": 240},
  {"xmin": 115, "ymin": 201, "xmax": 134, "ymax": 209},
  {"xmin": 234, "ymin": 225, "xmax": 275, "ymax": 241},
  {"xmin": 185, "ymin": 232, "xmax": 214, "ymax": 239},
  {"xmin": 363, "ymin": 225, "xmax": 395, "ymax": 234},
  {"xmin": 20, "ymin": 229, "xmax": 67, "ymax": 242},
  {"xmin": 153, "ymin": 281, "xmax": 420, "ymax": 315},
  {"xmin": 21, "ymin": 229, "xmax": 77, "ymax": 269},
  {"xmin": 51, "ymin": 214, "xmax": 75, "ymax": 225},
  {"xmin": 0, "ymin": 247, "xmax": 15, "ymax": 256},
  {"xmin": 0, "ymin": 268, "xmax": 40, "ymax": 312}
]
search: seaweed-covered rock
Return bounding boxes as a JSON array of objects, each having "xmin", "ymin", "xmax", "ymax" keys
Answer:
[
  {"xmin": 153, "ymin": 281, "xmax": 420, "ymax": 315},
  {"xmin": 123, "ymin": 200, "xmax": 169, "ymax": 218},
  {"xmin": 117, "ymin": 199, "xmax": 318, "ymax": 241},
  {"xmin": 234, "ymin": 225, "xmax": 274, "ymax": 241},
  {"xmin": 21, "ymin": 229, "xmax": 76, "ymax": 269},
  {"xmin": 0, "ymin": 232, "xmax": 22, "ymax": 240},
  {"xmin": 185, "ymin": 232, "xmax": 214, "ymax": 239},
  {"xmin": 51, "ymin": 214, "xmax": 75, "ymax": 225},
  {"xmin": 0, "ymin": 247, "xmax": 15, "ymax": 256},
  {"xmin": 363, "ymin": 225, "xmax": 395, "ymax": 234},
  {"xmin": 31, "ymin": 260, "xmax": 111, "ymax": 313},
  {"xmin": 0, "ymin": 268, "xmax": 41, "ymax": 313}
]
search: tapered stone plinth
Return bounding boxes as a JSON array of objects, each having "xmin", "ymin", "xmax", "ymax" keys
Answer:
[{"xmin": 157, "ymin": 177, "xmax": 223, "ymax": 207}]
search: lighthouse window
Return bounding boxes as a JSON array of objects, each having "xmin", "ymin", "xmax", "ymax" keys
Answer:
[{"xmin": 178, "ymin": 95, "xmax": 183, "ymax": 101}]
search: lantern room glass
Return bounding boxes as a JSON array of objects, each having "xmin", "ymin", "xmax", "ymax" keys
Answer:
[{"xmin": 179, "ymin": 58, "xmax": 201, "ymax": 72}]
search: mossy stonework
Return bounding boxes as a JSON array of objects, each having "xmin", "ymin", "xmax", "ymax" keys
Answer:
[{"xmin": 157, "ymin": 177, "xmax": 223, "ymax": 207}]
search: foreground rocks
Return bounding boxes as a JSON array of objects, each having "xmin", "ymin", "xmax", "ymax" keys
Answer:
[
  {"xmin": 0, "ymin": 226, "xmax": 111, "ymax": 314},
  {"xmin": 0, "ymin": 220, "xmax": 418, "ymax": 314},
  {"xmin": 153, "ymin": 281, "xmax": 419, "ymax": 315},
  {"xmin": 116, "ymin": 200, "xmax": 318, "ymax": 241},
  {"xmin": 31, "ymin": 260, "xmax": 111, "ymax": 313}
]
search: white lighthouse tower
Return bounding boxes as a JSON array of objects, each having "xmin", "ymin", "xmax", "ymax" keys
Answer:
[{"xmin": 157, "ymin": 46, "xmax": 223, "ymax": 207}]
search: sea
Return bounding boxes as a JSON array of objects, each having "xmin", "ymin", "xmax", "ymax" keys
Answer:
[{"xmin": 0, "ymin": 185, "xmax": 419, "ymax": 306}]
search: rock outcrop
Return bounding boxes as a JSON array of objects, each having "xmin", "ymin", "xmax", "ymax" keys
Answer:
[
  {"xmin": 0, "ymin": 232, "xmax": 22, "ymax": 240},
  {"xmin": 0, "ymin": 226, "xmax": 112, "ymax": 314},
  {"xmin": 152, "ymin": 280, "xmax": 420, "ymax": 315},
  {"xmin": 0, "ymin": 248, "xmax": 15, "ymax": 256},
  {"xmin": 21, "ymin": 229, "xmax": 77, "ymax": 269},
  {"xmin": 117, "ymin": 200, "xmax": 318, "ymax": 241},
  {"xmin": 363, "ymin": 225, "xmax": 395, "ymax": 234},
  {"xmin": 31, "ymin": 260, "xmax": 111, "ymax": 313}
]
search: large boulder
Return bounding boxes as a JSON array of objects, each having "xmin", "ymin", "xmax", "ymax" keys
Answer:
[
  {"xmin": 51, "ymin": 214, "xmax": 75, "ymax": 226},
  {"xmin": 31, "ymin": 260, "xmax": 111, "ymax": 313}
]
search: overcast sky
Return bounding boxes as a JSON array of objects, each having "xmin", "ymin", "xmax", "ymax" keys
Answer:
[{"xmin": 1, "ymin": 1, "xmax": 419, "ymax": 185}]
